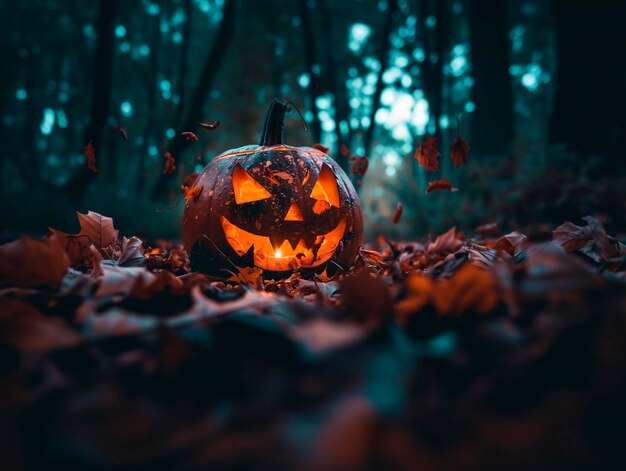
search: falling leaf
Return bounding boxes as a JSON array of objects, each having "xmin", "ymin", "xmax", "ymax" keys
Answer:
[
  {"xmin": 0, "ymin": 233, "xmax": 70, "ymax": 287},
  {"xmin": 312, "ymin": 143, "xmax": 329, "ymax": 153},
  {"xmin": 414, "ymin": 136, "xmax": 440, "ymax": 171},
  {"xmin": 181, "ymin": 131, "xmax": 198, "ymax": 142},
  {"xmin": 85, "ymin": 139, "xmax": 101, "ymax": 174},
  {"xmin": 349, "ymin": 155, "xmax": 369, "ymax": 177},
  {"xmin": 112, "ymin": 124, "xmax": 128, "ymax": 140},
  {"xmin": 183, "ymin": 172, "xmax": 199, "ymax": 188},
  {"xmin": 163, "ymin": 151, "xmax": 176, "ymax": 176},
  {"xmin": 181, "ymin": 185, "xmax": 202, "ymax": 201},
  {"xmin": 450, "ymin": 134, "xmax": 470, "ymax": 168},
  {"xmin": 197, "ymin": 120, "xmax": 220, "ymax": 131},
  {"xmin": 340, "ymin": 144, "xmax": 351, "ymax": 157},
  {"xmin": 392, "ymin": 203, "xmax": 403, "ymax": 224},
  {"xmin": 426, "ymin": 179, "xmax": 458, "ymax": 194}
]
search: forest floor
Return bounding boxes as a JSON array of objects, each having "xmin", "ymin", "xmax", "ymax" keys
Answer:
[{"xmin": 1, "ymin": 212, "xmax": 625, "ymax": 470}]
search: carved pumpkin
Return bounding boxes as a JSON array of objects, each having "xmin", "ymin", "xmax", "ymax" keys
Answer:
[{"xmin": 183, "ymin": 99, "xmax": 363, "ymax": 278}]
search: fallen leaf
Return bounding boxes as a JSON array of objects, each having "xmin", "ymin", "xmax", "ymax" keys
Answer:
[
  {"xmin": 428, "ymin": 227, "xmax": 463, "ymax": 254},
  {"xmin": 163, "ymin": 151, "xmax": 176, "ymax": 176},
  {"xmin": 76, "ymin": 211, "xmax": 119, "ymax": 249},
  {"xmin": 112, "ymin": 124, "xmax": 128, "ymax": 140},
  {"xmin": 392, "ymin": 203, "xmax": 403, "ymax": 224},
  {"xmin": 553, "ymin": 216, "xmax": 621, "ymax": 262},
  {"xmin": 432, "ymin": 264, "xmax": 499, "ymax": 316},
  {"xmin": 85, "ymin": 139, "xmax": 101, "ymax": 174},
  {"xmin": 227, "ymin": 266, "xmax": 263, "ymax": 287},
  {"xmin": 414, "ymin": 136, "xmax": 440, "ymax": 171},
  {"xmin": 197, "ymin": 120, "xmax": 220, "ymax": 131},
  {"xmin": 340, "ymin": 269, "xmax": 392, "ymax": 323},
  {"xmin": 312, "ymin": 143, "xmax": 329, "ymax": 153},
  {"xmin": 426, "ymin": 179, "xmax": 458, "ymax": 193},
  {"xmin": 181, "ymin": 131, "xmax": 198, "ymax": 142},
  {"xmin": 0, "ymin": 233, "xmax": 70, "ymax": 287},
  {"xmin": 118, "ymin": 236, "xmax": 145, "ymax": 267}
]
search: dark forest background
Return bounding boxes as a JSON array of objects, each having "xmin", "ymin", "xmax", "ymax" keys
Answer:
[{"xmin": 1, "ymin": 0, "xmax": 625, "ymax": 240}]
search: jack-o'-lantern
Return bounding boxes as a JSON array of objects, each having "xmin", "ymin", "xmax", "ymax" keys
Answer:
[{"xmin": 183, "ymin": 99, "xmax": 363, "ymax": 278}]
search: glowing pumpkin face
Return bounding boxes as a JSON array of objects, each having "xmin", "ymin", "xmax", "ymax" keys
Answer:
[{"xmin": 183, "ymin": 99, "xmax": 363, "ymax": 277}]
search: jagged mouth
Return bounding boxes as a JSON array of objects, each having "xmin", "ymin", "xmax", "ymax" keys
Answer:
[{"xmin": 220, "ymin": 216, "xmax": 346, "ymax": 271}]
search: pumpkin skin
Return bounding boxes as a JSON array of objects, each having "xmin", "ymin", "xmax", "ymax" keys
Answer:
[{"xmin": 183, "ymin": 99, "xmax": 363, "ymax": 278}]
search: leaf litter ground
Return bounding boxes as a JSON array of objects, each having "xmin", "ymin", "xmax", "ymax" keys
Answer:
[{"xmin": 1, "ymin": 211, "xmax": 625, "ymax": 469}]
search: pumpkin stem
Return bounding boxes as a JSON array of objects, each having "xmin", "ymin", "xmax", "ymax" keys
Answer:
[{"xmin": 259, "ymin": 98, "xmax": 290, "ymax": 146}]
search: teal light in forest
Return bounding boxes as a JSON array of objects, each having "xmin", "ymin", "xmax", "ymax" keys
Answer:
[
  {"xmin": 40, "ymin": 108, "xmax": 55, "ymax": 135},
  {"xmin": 349, "ymin": 23, "xmax": 371, "ymax": 53},
  {"xmin": 16, "ymin": 89, "xmax": 27, "ymax": 101},
  {"xmin": 120, "ymin": 101, "xmax": 133, "ymax": 117},
  {"xmin": 115, "ymin": 25, "xmax": 126, "ymax": 38}
]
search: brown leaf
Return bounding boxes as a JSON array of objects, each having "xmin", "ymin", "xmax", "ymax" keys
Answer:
[
  {"xmin": 197, "ymin": 120, "xmax": 220, "ymax": 131},
  {"xmin": 553, "ymin": 216, "xmax": 621, "ymax": 262},
  {"xmin": 414, "ymin": 136, "xmax": 440, "ymax": 171},
  {"xmin": 181, "ymin": 131, "xmax": 198, "ymax": 142},
  {"xmin": 340, "ymin": 144, "xmax": 351, "ymax": 157},
  {"xmin": 426, "ymin": 179, "xmax": 458, "ymax": 193},
  {"xmin": 85, "ymin": 139, "xmax": 101, "ymax": 174},
  {"xmin": 76, "ymin": 211, "xmax": 119, "ymax": 249},
  {"xmin": 340, "ymin": 269, "xmax": 392, "ymax": 323},
  {"xmin": 495, "ymin": 231, "xmax": 528, "ymax": 256},
  {"xmin": 0, "ymin": 233, "xmax": 70, "ymax": 287},
  {"xmin": 228, "ymin": 266, "xmax": 264, "ymax": 288},
  {"xmin": 312, "ymin": 143, "xmax": 329, "ymax": 153},
  {"xmin": 349, "ymin": 155, "xmax": 369, "ymax": 177},
  {"xmin": 118, "ymin": 236, "xmax": 145, "ymax": 267},
  {"xmin": 450, "ymin": 134, "xmax": 470, "ymax": 168},
  {"xmin": 428, "ymin": 227, "xmax": 463, "ymax": 254},
  {"xmin": 432, "ymin": 264, "xmax": 499, "ymax": 316},
  {"xmin": 392, "ymin": 203, "xmax": 403, "ymax": 224},
  {"xmin": 112, "ymin": 124, "xmax": 128, "ymax": 140},
  {"xmin": 163, "ymin": 151, "xmax": 176, "ymax": 176}
]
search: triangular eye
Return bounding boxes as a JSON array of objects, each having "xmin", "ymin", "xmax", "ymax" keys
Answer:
[
  {"xmin": 232, "ymin": 164, "xmax": 272, "ymax": 204},
  {"xmin": 309, "ymin": 164, "xmax": 340, "ymax": 207}
]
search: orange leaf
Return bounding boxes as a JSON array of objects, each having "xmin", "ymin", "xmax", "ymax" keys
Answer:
[
  {"xmin": 392, "ymin": 203, "xmax": 403, "ymax": 224},
  {"xmin": 426, "ymin": 179, "xmax": 457, "ymax": 194},
  {"xmin": 85, "ymin": 140, "xmax": 101, "ymax": 174},
  {"xmin": 181, "ymin": 185, "xmax": 202, "ymax": 201},
  {"xmin": 414, "ymin": 136, "xmax": 440, "ymax": 171},
  {"xmin": 163, "ymin": 151, "xmax": 176, "ymax": 176}
]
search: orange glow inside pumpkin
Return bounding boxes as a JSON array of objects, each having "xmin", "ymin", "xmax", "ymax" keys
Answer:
[
  {"xmin": 284, "ymin": 202, "xmax": 304, "ymax": 221},
  {"xmin": 310, "ymin": 164, "xmax": 340, "ymax": 207},
  {"xmin": 232, "ymin": 164, "xmax": 272, "ymax": 204},
  {"xmin": 220, "ymin": 215, "xmax": 346, "ymax": 271}
]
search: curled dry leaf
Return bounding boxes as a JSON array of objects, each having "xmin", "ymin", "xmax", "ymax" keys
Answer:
[
  {"xmin": 428, "ymin": 227, "xmax": 463, "ymax": 254},
  {"xmin": 163, "ymin": 151, "xmax": 176, "ymax": 176},
  {"xmin": 392, "ymin": 203, "xmax": 403, "ymax": 224},
  {"xmin": 181, "ymin": 131, "xmax": 198, "ymax": 142},
  {"xmin": 0, "ymin": 233, "xmax": 70, "ymax": 287},
  {"xmin": 414, "ymin": 136, "xmax": 440, "ymax": 172},
  {"xmin": 112, "ymin": 124, "xmax": 128, "ymax": 140},
  {"xmin": 118, "ymin": 236, "xmax": 145, "ymax": 267},
  {"xmin": 85, "ymin": 139, "xmax": 101, "ymax": 174},
  {"xmin": 197, "ymin": 120, "xmax": 220, "ymax": 131},
  {"xmin": 426, "ymin": 179, "xmax": 458, "ymax": 194},
  {"xmin": 312, "ymin": 143, "xmax": 330, "ymax": 153}
]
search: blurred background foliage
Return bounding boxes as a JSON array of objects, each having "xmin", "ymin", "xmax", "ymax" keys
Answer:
[{"xmin": 1, "ymin": 0, "xmax": 625, "ymax": 240}]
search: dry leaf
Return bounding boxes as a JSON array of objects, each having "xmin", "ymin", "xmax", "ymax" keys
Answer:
[
  {"xmin": 85, "ymin": 139, "xmax": 101, "ymax": 173},
  {"xmin": 414, "ymin": 137, "xmax": 440, "ymax": 171},
  {"xmin": 312, "ymin": 143, "xmax": 329, "ymax": 153},
  {"xmin": 181, "ymin": 131, "xmax": 198, "ymax": 142},
  {"xmin": 426, "ymin": 179, "xmax": 458, "ymax": 193},
  {"xmin": 197, "ymin": 120, "xmax": 220, "ymax": 131},
  {"xmin": 392, "ymin": 203, "xmax": 403, "ymax": 224},
  {"xmin": 112, "ymin": 124, "xmax": 128, "ymax": 140},
  {"xmin": 163, "ymin": 151, "xmax": 176, "ymax": 176}
]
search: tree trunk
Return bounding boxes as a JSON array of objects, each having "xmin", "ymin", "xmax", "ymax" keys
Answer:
[
  {"xmin": 62, "ymin": 0, "xmax": 117, "ymax": 201},
  {"xmin": 550, "ymin": 0, "xmax": 626, "ymax": 168},
  {"xmin": 173, "ymin": 0, "xmax": 193, "ymax": 129},
  {"xmin": 151, "ymin": 0, "xmax": 237, "ymax": 201},
  {"xmin": 363, "ymin": 0, "xmax": 399, "ymax": 157},
  {"xmin": 297, "ymin": 0, "xmax": 322, "ymax": 143},
  {"xmin": 469, "ymin": 0, "xmax": 513, "ymax": 155}
]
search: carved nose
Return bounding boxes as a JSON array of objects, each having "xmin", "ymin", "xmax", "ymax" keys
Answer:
[{"xmin": 284, "ymin": 202, "xmax": 304, "ymax": 221}]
